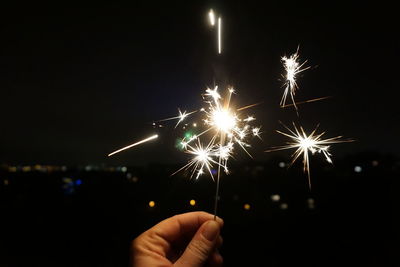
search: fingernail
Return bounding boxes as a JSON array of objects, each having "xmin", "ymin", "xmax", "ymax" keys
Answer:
[{"xmin": 202, "ymin": 221, "xmax": 220, "ymax": 241}]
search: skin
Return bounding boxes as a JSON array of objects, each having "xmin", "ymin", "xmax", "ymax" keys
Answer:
[{"xmin": 131, "ymin": 211, "xmax": 224, "ymax": 267}]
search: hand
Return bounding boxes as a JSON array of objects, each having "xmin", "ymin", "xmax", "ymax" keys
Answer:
[{"xmin": 131, "ymin": 211, "xmax": 224, "ymax": 267}]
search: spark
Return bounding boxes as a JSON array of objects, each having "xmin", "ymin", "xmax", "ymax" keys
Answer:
[
  {"xmin": 155, "ymin": 109, "xmax": 197, "ymax": 128},
  {"xmin": 237, "ymin": 102, "xmax": 263, "ymax": 111},
  {"xmin": 108, "ymin": 134, "xmax": 158, "ymax": 157},
  {"xmin": 244, "ymin": 116, "xmax": 256, "ymax": 122},
  {"xmin": 280, "ymin": 47, "xmax": 311, "ymax": 109},
  {"xmin": 209, "ymin": 9, "xmax": 215, "ymax": 26},
  {"xmin": 172, "ymin": 137, "xmax": 222, "ymax": 180},
  {"xmin": 281, "ymin": 96, "xmax": 332, "ymax": 108},
  {"xmin": 266, "ymin": 122, "xmax": 352, "ymax": 189},
  {"xmin": 252, "ymin": 126, "xmax": 262, "ymax": 139},
  {"xmin": 218, "ymin": 17, "xmax": 222, "ymax": 54},
  {"xmin": 175, "ymin": 109, "xmax": 195, "ymax": 128}
]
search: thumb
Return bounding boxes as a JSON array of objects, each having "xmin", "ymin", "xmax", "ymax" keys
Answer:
[{"xmin": 174, "ymin": 220, "xmax": 221, "ymax": 267}]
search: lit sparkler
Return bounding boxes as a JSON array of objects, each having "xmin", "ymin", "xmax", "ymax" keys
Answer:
[
  {"xmin": 176, "ymin": 86, "xmax": 260, "ymax": 176},
  {"xmin": 266, "ymin": 122, "xmax": 352, "ymax": 189},
  {"xmin": 169, "ymin": 86, "xmax": 261, "ymax": 217},
  {"xmin": 280, "ymin": 47, "xmax": 311, "ymax": 109}
]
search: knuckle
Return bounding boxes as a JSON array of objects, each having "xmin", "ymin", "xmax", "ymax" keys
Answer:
[{"xmin": 187, "ymin": 239, "xmax": 211, "ymax": 259}]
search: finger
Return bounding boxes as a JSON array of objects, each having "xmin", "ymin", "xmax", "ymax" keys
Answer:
[
  {"xmin": 174, "ymin": 220, "xmax": 221, "ymax": 267},
  {"xmin": 154, "ymin": 211, "xmax": 223, "ymax": 244}
]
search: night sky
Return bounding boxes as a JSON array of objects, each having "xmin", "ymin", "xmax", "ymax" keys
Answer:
[{"xmin": 1, "ymin": 1, "xmax": 398, "ymax": 166}]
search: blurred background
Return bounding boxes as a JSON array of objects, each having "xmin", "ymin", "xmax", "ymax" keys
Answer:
[{"xmin": 0, "ymin": 1, "xmax": 397, "ymax": 266}]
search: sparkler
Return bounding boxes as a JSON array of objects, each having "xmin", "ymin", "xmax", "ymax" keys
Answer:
[
  {"xmin": 266, "ymin": 122, "xmax": 352, "ymax": 189},
  {"xmin": 175, "ymin": 86, "xmax": 260, "ymax": 175},
  {"xmin": 108, "ymin": 134, "xmax": 158, "ymax": 157},
  {"xmin": 280, "ymin": 47, "xmax": 311, "ymax": 110},
  {"xmin": 168, "ymin": 86, "xmax": 261, "ymax": 218}
]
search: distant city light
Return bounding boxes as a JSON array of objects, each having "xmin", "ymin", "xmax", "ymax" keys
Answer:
[
  {"xmin": 75, "ymin": 179, "xmax": 82, "ymax": 186},
  {"xmin": 372, "ymin": 160, "xmax": 379, "ymax": 167},
  {"xmin": 279, "ymin": 203, "xmax": 288, "ymax": 210},
  {"xmin": 4, "ymin": 179, "xmax": 9, "ymax": 186},
  {"xmin": 244, "ymin": 203, "xmax": 251, "ymax": 210},
  {"xmin": 121, "ymin": 166, "xmax": 127, "ymax": 172},
  {"xmin": 148, "ymin": 201, "xmax": 155, "ymax": 208},
  {"xmin": 307, "ymin": 198, "xmax": 315, "ymax": 209},
  {"xmin": 189, "ymin": 199, "xmax": 196, "ymax": 206},
  {"xmin": 8, "ymin": 166, "xmax": 17, "ymax": 172},
  {"xmin": 354, "ymin": 166, "xmax": 362, "ymax": 173},
  {"xmin": 271, "ymin": 194, "xmax": 281, "ymax": 202},
  {"xmin": 278, "ymin": 162, "xmax": 286, "ymax": 168},
  {"xmin": 22, "ymin": 166, "xmax": 31, "ymax": 172}
]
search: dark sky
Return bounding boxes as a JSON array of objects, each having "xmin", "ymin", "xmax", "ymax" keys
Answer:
[{"xmin": 0, "ymin": 1, "xmax": 398, "ymax": 166}]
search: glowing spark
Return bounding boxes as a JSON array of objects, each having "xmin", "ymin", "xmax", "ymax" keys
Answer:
[
  {"xmin": 252, "ymin": 127, "xmax": 262, "ymax": 139},
  {"xmin": 175, "ymin": 109, "xmax": 194, "ymax": 128},
  {"xmin": 108, "ymin": 134, "xmax": 158, "ymax": 157},
  {"xmin": 281, "ymin": 96, "xmax": 332, "ymax": 108},
  {"xmin": 155, "ymin": 109, "xmax": 197, "ymax": 128},
  {"xmin": 280, "ymin": 47, "xmax": 311, "ymax": 109},
  {"xmin": 237, "ymin": 102, "xmax": 263, "ymax": 111},
  {"xmin": 209, "ymin": 9, "xmax": 215, "ymax": 26},
  {"xmin": 205, "ymin": 86, "xmax": 221, "ymax": 101},
  {"xmin": 218, "ymin": 17, "xmax": 222, "ymax": 54},
  {"xmin": 244, "ymin": 116, "xmax": 256, "ymax": 122},
  {"xmin": 172, "ymin": 138, "xmax": 222, "ymax": 180},
  {"xmin": 266, "ymin": 122, "xmax": 352, "ymax": 189}
]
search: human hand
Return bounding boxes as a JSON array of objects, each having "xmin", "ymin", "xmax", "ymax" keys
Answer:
[{"xmin": 131, "ymin": 211, "xmax": 224, "ymax": 267}]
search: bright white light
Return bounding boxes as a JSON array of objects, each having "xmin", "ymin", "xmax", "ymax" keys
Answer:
[
  {"xmin": 212, "ymin": 109, "xmax": 236, "ymax": 133},
  {"xmin": 209, "ymin": 9, "xmax": 215, "ymax": 26},
  {"xmin": 271, "ymin": 194, "xmax": 281, "ymax": 202},
  {"xmin": 354, "ymin": 166, "xmax": 362, "ymax": 173},
  {"xmin": 218, "ymin": 17, "xmax": 222, "ymax": 54}
]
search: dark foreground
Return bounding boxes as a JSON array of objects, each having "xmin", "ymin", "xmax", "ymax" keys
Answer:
[{"xmin": 0, "ymin": 153, "xmax": 397, "ymax": 266}]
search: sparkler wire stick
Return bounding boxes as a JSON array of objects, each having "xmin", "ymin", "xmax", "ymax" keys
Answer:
[
  {"xmin": 213, "ymin": 133, "xmax": 225, "ymax": 220},
  {"xmin": 108, "ymin": 134, "xmax": 158, "ymax": 157}
]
